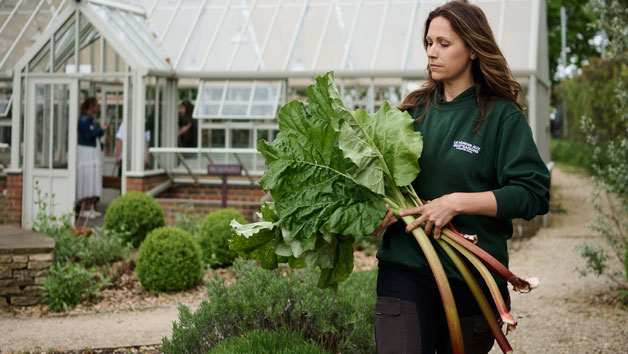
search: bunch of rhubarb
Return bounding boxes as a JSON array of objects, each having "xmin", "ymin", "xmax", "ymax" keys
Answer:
[{"xmin": 230, "ymin": 72, "xmax": 537, "ymax": 354}]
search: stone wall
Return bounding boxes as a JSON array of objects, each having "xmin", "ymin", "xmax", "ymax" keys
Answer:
[{"xmin": 0, "ymin": 226, "xmax": 54, "ymax": 309}]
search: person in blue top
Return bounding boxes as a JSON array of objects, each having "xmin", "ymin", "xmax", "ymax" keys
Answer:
[{"xmin": 77, "ymin": 97, "xmax": 109, "ymax": 219}]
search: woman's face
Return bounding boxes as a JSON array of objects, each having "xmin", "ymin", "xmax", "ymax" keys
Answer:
[
  {"xmin": 88, "ymin": 101, "xmax": 100, "ymax": 115},
  {"xmin": 425, "ymin": 16, "xmax": 476, "ymax": 86},
  {"xmin": 179, "ymin": 104, "xmax": 186, "ymax": 116}
]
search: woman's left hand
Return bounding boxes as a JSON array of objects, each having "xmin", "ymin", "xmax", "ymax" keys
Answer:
[{"xmin": 400, "ymin": 193, "xmax": 460, "ymax": 239}]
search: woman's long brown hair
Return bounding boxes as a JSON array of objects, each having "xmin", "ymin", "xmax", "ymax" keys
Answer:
[{"xmin": 399, "ymin": 0, "xmax": 525, "ymax": 131}]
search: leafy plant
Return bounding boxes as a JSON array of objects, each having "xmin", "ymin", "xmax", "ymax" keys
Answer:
[
  {"xmin": 209, "ymin": 328, "xmax": 329, "ymax": 354},
  {"xmin": 162, "ymin": 260, "xmax": 377, "ymax": 354},
  {"xmin": 171, "ymin": 203, "xmax": 203, "ymax": 236},
  {"xmin": 198, "ymin": 208, "xmax": 246, "ymax": 267},
  {"xmin": 573, "ymin": 0, "xmax": 628, "ymax": 305},
  {"xmin": 41, "ymin": 263, "xmax": 110, "ymax": 312},
  {"xmin": 136, "ymin": 226, "xmax": 203, "ymax": 292},
  {"xmin": 104, "ymin": 191, "xmax": 165, "ymax": 247}
]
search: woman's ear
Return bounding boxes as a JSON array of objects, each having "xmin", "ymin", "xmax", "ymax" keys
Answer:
[{"xmin": 470, "ymin": 51, "xmax": 477, "ymax": 60}]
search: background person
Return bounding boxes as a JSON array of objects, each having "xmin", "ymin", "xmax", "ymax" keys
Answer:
[
  {"xmin": 371, "ymin": 1, "xmax": 550, "ymax": 353},
  {"xmin": 77, "ymin": 97, "xmax": 108, "ymax": 219},
  {"xmin": 177, "ymin": 100, "xmax": 197, "ymax": 148}
]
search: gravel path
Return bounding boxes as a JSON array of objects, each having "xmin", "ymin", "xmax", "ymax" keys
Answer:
[
  {"xmin": 1, "ymin": 167, "xmax": 627, "ymax": 353},
  {"xmin": 489, "ymin": 167, "xmax": 628, "ymax": 354}
]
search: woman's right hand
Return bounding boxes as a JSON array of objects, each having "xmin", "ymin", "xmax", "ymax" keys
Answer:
[{"xmin": 370, "ymin": 204, "xmax": 397, "ymax": 237}]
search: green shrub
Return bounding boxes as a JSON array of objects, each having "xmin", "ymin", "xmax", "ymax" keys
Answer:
[
  {"xmin": 198, "ymin": 208, "xmax": 246, "ymax": 267},
  {"xmin": 550, "ymin": 138, "xmax": 595, "ymax": 172},
  {"xmin": 136, "ymin": 227, "xmax": 203, "ymax": 292},
  {"xmin": 162, "ymin": 260, "xmax": 377, "ymax": 354},
  {"xmin": 209, "ymin": 328, "xmax": 329, "ymax": 354},
  {"xmin": 51, "ymin": 227, "xmax": 132, "ymax": 268},
  {"xmin": 104, "ymin": 191, "xmax": 165, "ymax": 247},
  {"xmin": 170, "ymin": 203, "xmax": 203, "ymax": 237},
  {"xmin": 41, "ymin": 263, "xmax": 110, "ymax": 312}
]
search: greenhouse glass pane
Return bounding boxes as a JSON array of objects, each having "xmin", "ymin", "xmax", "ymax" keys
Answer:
[
  {"xmin": 29, "ymin": 41, "xmax": 51, "ymax": 73},
  {"xmin": 250, "ymin": 104, "xmax": 275, "ymax": 117},
  {"xmin": 226, "ymin": 85, "xmax": 252, "ymax": 101},
  {"xmin": 88, "ymin": 4, "xmax": 168, "ymax": 70},
  {"xmin": 347, "ymin": 3, "xmax": 383, "ymax": 70},
  {"xmin": 373, "ymin": 2, "xmax": 414, "ymax": 70},
  {"xmin": 178, "ymin": 7, "xmax": 223, "ymax": 70},
  {"xmin": 163, "ymin": 5, "xmax": 198, "ymax": 68},
  {"xmin": 314, "ymin": 3, "xmax": 358, "ymax": 70},
  {"xmin": 261, "ymin": 6, "xmax": 302, "ymax": 70},
  {"xmin": 287, "ymin": 4, "xmax": 329, "ymax": 71},
  {"xmin": 405, "ymin": 3, "xmax": 432, "ymax": 71},
  {"xmin": 223, "ymin": 104, "xmax": 248, "ymax": 116},
  {"xmin": 203, "ymin": 8, "xmax": 244, "ymax": 71},
  {"xmin": 231, "ymin": 6, "xmax": 275, "ymax": 70},
  {"xmin": 231, "ymin": 129, "xmax": 252, "ymax": 148}
]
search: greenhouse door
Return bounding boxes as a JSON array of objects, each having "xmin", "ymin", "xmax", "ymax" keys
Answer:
[{"xmin": 23, "ymin": 78, "xmax": 78, "ymax": 226}]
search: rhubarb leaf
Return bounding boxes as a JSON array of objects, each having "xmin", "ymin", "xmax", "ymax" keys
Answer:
[
  {"xmin": 337, "ymin": 102, "xmax": 423, "ymax": 194},
  {"xmin": 258, "ymin": 81, "xmax": 386, "ymax": 244}
]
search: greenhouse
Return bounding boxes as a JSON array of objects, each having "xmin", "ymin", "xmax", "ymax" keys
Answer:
[{"xmin": 0, "ymin": 0, "xmax": 551, "ymax": 227}]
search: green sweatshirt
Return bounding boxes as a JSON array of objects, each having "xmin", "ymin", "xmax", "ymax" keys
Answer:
[{"xmin": 376, "ymin": 86, "xmax": 551, "ymax": 285}]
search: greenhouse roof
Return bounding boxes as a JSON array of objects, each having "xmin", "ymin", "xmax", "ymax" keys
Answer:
[
  {"xmin": 2, "ymin": 0, "xmax": 548, "ymax": 82},
  {"xmin": 140, "ymin": 0, "xmax": 548, "ymax": 81}
]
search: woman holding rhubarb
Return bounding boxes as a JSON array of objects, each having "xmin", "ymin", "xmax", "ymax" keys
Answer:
[{"xmin": 373, "ymin": 1, "xmax": 550, "ymax": 353}]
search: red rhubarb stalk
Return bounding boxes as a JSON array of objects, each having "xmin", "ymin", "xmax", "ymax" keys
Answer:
[
  {"xmin": 441, "ymin": 228, "xmax": 539, "ymax": 292},
  {"xmin": 401, "ymin": 215, "xmax": 465, "ymax": 354},
  {"xmin": 441, "ymin": 235, "xmax": 517, "ymax": 330},
  {"xmin": 437, "ymin": 239, "xmax": 514, "ymax": 354}
]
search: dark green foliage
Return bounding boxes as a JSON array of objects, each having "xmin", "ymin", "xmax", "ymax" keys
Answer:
[
  {"xmin": 51, "ymin": 227, "xmax": 132, "ymax": 268},
  {"xmin": 41, "ymin": 263, "xmax": 110, "ymax": 312},
  {"xmin": 556, "ymin": 57, "xmax": 628, "ymax": 142},
  {"xmin": 209, "ymin": 328, "xmax": 329, "ymax": 354},
  {"xmin": 550, "ymin": 138, "xmax": 594, "ymax": 172},
  {"xmin": 162, "ymin": 260, "xmax": 377, "ymax": 354},
  {"xmin": 136, "ymin": 227, "xmax": 203, "ymax": 292},
  {"xmin": 104, "ymin": 191, "xmax": 165, "ymax": 247},
  {"xmin": 198, "ymin": 208, "xmax": 246, "ymax": 267}
]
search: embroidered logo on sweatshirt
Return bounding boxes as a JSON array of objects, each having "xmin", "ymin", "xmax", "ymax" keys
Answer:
[{"xmin": 453, "ymin": 140, "xmax": 480, "ymax": 154}]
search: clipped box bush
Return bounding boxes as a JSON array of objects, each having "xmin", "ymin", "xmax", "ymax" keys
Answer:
[
  {"xmin": 198, "ymin": 208, "xmax": 246, "ymax": 267},
  {"xmin": 136, "ymin": 227, "xmax": 203, "ymax": 292},
  {"xmin": 104, "ymin": 191, "xmax": 165, "ymax": 247},
  {"xmin": 210, "ymin": 328, "xmax": 329, "ymax": 354}
]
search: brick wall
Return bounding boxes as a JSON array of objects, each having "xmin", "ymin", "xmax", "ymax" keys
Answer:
[
  {"xmin": 4, "ymin": 173, "xmax": 22, "ymax": 226},
  {"xmin": 0, "ymin": 175, "xmax": 7, "ymax": 224},
  {"xmin": 126, "ymin": 174, "xmax": 170, "ymax": 193},
  {"xmin": 158, "ymin": 182, "xmax": 266, "ymax": 222}
]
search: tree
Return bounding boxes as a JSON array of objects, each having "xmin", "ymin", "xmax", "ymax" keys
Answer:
[{"xmin": 547, "ymin": 0, "xmax": 600, "ymax": 83}]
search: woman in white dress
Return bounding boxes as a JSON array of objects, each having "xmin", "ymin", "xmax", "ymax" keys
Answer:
[{"xmin": 76, "ymin": 97, "xmax": 108, "ymax": 219}]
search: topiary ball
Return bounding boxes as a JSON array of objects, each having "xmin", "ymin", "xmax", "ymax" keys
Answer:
[
  {"xmin": 198, "ymin": 208, "xmax": 246, "ymax": 267},
  {"xmin": 104, "ymin": 191, "xmax": 165, "ymax": 247},
  {"xmin": 136, "ymin": 226, "xmax": 203, "ymax": 292}
]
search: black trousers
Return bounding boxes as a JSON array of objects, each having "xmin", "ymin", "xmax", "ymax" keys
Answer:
[{"xmin": 375, "ymin": 263, "xmax": 510, "ymax": 354}]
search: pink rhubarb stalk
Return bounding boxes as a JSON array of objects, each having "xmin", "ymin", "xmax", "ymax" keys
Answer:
[
  {"xmin": 441, "ymin": 235, "xmax": 517, "ymax": 330},
  {"xmin": 446, "ymin": 223, "xmax": 478, "ymax": 244},
  {"xmin": 441, "ymin": 228, "xmax": 539, "ymax": 292},
  {"xmin": 401, "ymin": 215, "xmax": 465, "ymax": 354},
  {"xmin": 437, "ymin": 239, "xmax": 514, "ymax": 354}
]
